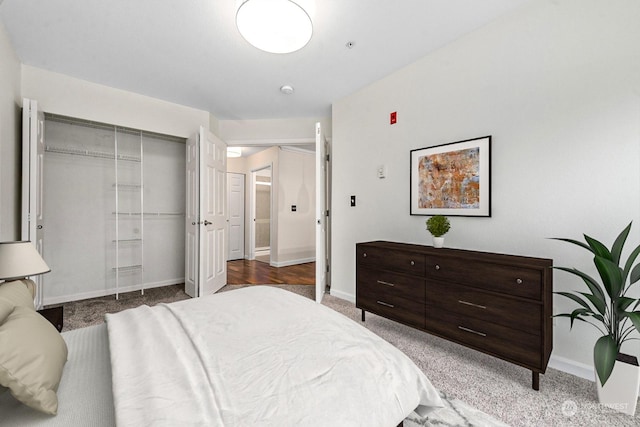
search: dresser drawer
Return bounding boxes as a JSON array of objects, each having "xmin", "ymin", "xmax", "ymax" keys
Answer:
[
  {"xmin": 427, "ymin": 280, "xmax": 541, "ymax": 335},
  {"xmin": 357, "ymin": 268, "xmax": 425, "ymax": 303},
  {"xmin": 426, "ymin": 308, "xmax": 542, "ymax": 369},
  {"xmin": 357, "ymin": 293, "xmax": 425, "ymax": 329},
  {"xmin": 357, "ymin": 245, "xmax": 425, "ymax": 276},
  {"xmin": 425, "ymin": 255, "xmax": 542, "ymax": 300}
]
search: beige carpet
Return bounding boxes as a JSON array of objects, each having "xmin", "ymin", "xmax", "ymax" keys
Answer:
[{"xmin": 58, "ymin": 284, "xmax": 640, "ymax": 426}]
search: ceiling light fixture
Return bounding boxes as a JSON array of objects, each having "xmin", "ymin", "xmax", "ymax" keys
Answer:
[
  {"xmin": 227, "ymin": 147, "xmax": 242, "ymax": 158},
  {"xmin": 236, "ymin": 0, "xmax": 313, "ymax": 54}
]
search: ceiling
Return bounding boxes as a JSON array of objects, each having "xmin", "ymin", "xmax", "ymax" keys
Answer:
[{"xmin": 0, "ymin": 0, "xmax": 530, "ymax": 121}]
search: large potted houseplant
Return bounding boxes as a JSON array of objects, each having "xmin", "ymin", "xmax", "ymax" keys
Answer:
[
  {"xmin": 426, "ymin": 215, "xmax": 450, "ymax": 248},
  {"xmin": 553, "ymin": 222, "xmax": 640, "ymax": 415}
]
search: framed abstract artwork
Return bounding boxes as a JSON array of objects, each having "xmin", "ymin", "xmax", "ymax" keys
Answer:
[{"xmin": 410, "ymin": 136, "xmax": 491, "ymax": 217}]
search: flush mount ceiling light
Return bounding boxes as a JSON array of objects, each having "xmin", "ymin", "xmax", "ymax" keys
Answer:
[
  {"xmin": 236, "ymin": 0, "xmax": 313, "ymax": 54},
  {"xmin": 227, "ymin": 147, "xmax": 242, "ymax": 158}
]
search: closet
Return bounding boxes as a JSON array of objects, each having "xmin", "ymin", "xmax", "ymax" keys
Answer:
[{"xmin": 41, "ymin": 114, "xmax": 186, "ymax": 304}]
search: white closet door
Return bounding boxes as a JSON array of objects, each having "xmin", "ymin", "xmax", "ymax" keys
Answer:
[
  {"xmin": 21, "ymin": 98, "xmax": 45, "ymax": 308},
  {"xmin": 185, "ymin": 126, "xmax": 228, "ymax": 297},
  {"xmin": 315, "ymin": 122, "xmax": 327, "ymax": 303}
]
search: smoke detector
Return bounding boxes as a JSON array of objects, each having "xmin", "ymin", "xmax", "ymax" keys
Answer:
[{"xmin": 280, "ymin": 85, "xmax": 294, "ymax": 94}]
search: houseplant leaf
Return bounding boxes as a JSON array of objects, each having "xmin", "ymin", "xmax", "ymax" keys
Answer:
[
  {"xmin": 555, "ymin": 291, "xmax": 595, "ymax": 312},
  {"xmin": 622, "ymin": 243, "xmax": 640, "ymax": 284},
  {"xmin": 594, "ymin": 335, "xmax": 618, "ymax": 386},
  {"xmin": 624, "ymin": 311, "xmax": 640, "ymax": 334},
  {"xmin": 552, "ymin": 266, "xmax": 606, "ymax": 301},
  {"xmin": 585, "ymin": 234, "xmax": 613, "ymax": 261},
  {"xmin": 579, "ymin": 292, "xmax": 606, "ymax": 315},
  {"xmin": 550, "ymin": 237, "xmax": 594, "ymax": 254},
  {"xmin": 594, "ymin": 256, "xmax": 623, "ymax": 299},
  {"xmin": 630, "ymin": 263, "xmax": 640, "ymax": 286},
  {"xmin": 611, "ymin": 222, "xmax": 632, "ymax": 265}
]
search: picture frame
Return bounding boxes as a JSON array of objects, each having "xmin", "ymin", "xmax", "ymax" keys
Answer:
[{"xmin": 410, "ymin": 136, "xmax": 491, "ymax": 217}]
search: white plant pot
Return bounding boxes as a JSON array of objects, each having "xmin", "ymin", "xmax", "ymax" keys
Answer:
[
  {"xmin": 432, "ymin": 237, "xmax": 445, "ymax": 248},
  {"xmin": 596, "ymin": 353, "xmax": 640, "ymax": 416}
]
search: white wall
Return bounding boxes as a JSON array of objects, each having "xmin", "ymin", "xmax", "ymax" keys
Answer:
[
  {"xmin": 331, "ymin": 0, "xmax": 640, "ymax": 375},
  {"xmin": 276, "ymin": 148, "xmax": 315, "ymax": 266},
  {"xmin": 0, "ymin": 19, "xmax": 21, "ymax": 240},
  {"xmin": 21, "ymin": 65, "xmax": 211, "ymax": 138},
  {"xmin": 219, "ymin": 117, "xmax": 331, "ymax": 144}
]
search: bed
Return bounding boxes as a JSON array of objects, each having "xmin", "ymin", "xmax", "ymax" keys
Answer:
[{"xmin": 0, "ymin": 284, "xmax": 443, "ymax": 426}]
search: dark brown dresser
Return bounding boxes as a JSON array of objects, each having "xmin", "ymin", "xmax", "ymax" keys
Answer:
[{"xmin": 356, "ymin": 241, "xmax": 552, "ymax": 390}]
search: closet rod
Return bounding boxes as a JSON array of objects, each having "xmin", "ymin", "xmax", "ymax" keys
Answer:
[
  {"xmin": 45, "ymin": 145, "xmax": 141, "ymax": 162},
  {"xmin": 111, "ymin": 212, "xmax": 185, "ymax": 216}
]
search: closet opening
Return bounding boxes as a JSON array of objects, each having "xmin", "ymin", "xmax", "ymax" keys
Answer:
[{"xmin": 39, "ymin": 113, "xmax": 186, "ymax": 305}]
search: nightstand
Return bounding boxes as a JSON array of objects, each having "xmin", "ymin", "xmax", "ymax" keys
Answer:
[{"xmin": 37, "ymin": 306, "xmax": 64, "ymax": 332}]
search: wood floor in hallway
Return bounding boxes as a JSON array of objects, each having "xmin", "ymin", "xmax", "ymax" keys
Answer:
[{"xmin": 227, "ymin": 260, "xmax": 315, "ymax": 285}]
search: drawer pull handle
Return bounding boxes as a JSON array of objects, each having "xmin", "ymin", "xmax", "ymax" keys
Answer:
[
  {"xmin": 458, "ymin": 326, "xmax": 487, "ymax": 337},
  {"xmin": 435, "ymin": 264, "xmax": 440, "ymax": 270},
  {"xmin": 410, "ymin": 260, "xmax": 415, "ymax": 266},
  {"xmin": 516, "ymin": 278, "xmax": 523, "ymax": 284},
  {"xmin": 458, "ymin": 300, "xmax": 487, "ymax": 309},
  {"xmin": 377, "ymin": 280, "xmax": 395, "ymax": 287},
  {"xmin": 376, "ymin": 301, "xmax": 395, "ymax": 308},
  {"xmin": 363, "ymin": 253, "xmax": 367, "ymax": 258}
]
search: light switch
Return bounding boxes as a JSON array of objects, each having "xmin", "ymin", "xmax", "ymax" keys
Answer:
[{"xmin": 377, "ymin": 165, "xmax": 387, "ymax": 179}]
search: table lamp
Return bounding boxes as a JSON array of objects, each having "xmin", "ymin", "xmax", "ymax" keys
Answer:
[{"xmin": 0, "ymin": 241, "xmax": 50, "ymax": 288}]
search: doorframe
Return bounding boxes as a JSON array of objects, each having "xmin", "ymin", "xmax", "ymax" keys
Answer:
[{"xmin": 249, "ymin": 164, "xmax": 273, "ymax": 263}]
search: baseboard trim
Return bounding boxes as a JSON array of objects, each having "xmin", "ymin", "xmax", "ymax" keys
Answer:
[
  {"xmin": 271, "ymin": 257, "xmax": 315, "ymax": 267},
  {"xmin": 548, "ymin": 354, "xmax": 594, "ymax": 382},
  {"xmin": 43, "ymin": 278, "xmax": 184, "ymax": 305},
  {"xmin": 329, "ymin": 289, "xmax": 355, "ymax": 303}
]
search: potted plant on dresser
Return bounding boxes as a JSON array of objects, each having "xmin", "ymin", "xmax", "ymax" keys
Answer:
[
  {"xmin": 426, "ymin": 215, "xmax": 450, "ymax": 248},
  {"xmin": 553, "ymin": 222, "xmax": 640, "ymax": 416}
]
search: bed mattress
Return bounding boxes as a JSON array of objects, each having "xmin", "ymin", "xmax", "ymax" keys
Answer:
[{"xmin": 0, "ymin": 324, "xmax": 115, "ymax": 426}]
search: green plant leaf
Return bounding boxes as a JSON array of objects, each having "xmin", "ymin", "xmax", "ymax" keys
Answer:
[
  {"xmin": 579, "ymin": 292, "xmax": 606, "ymax": 315},
  {"xmin": 594, "ymin": 335, "xmax": 618, "ymax": 386},
  {"xmin": 553, "ymin": 313, "xmax": 588, "ymax": 329},
  {"xmin": 550, "ymin": 237, "xmax": 594, "ymax": 254},
  {"xmin": 552, "ymin": 266, "xmax": 606, "ymax": 301},
  {"xmin": 555, "ymin": 291, "xmax": 595, "ymax": 313},
  {"xmin": 630, "ymin": 263, "xmax": 640, "ymax": 286},
  {"xmin": 623, "ymin": 243, "xmax": 640, "ymax": 284},
  {"xmin": 585, "ymin": 234, "xmax": 613, "ymax": 261},
  {"xmin": 569, "ymin": 308, "xmax": 591, "ymax": 328},
  {"xmin": 616, "ymin": 296, "xmax": 636, "ymax": 313},
  {"xmin": 624, "ymin": 311, "xmax": 640, "ymax": 334},
  {"xmin": 594, "ymin": 256, "xmax": 623, "ymax": 299},
  {"xmin": 611, "ymin": 222, "xmax": 632, "ymax": 265}
]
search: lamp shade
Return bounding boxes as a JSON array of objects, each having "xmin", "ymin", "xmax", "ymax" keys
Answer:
[
  {"xmin": 236, "ymin": 0, "xmax": 313, "ymax": 54},
  {"xmin": 0, "ymin": 241, "xmax": 50, "ymax": 281}
]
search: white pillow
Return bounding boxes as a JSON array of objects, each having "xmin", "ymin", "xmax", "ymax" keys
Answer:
[{"xmin": 0, "ymin": 305, "xmax": 68, "ymax": 414}]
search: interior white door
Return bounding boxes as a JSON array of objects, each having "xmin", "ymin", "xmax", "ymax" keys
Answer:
[
  {"xmin": 227, "ymin": 172, "xmax": 245, "ymax": 261},
  {"xmin": 184, "ymin": 133, "xmax": 199, "ymax": 297},
  {"xmin": 315, "ymin": 122, "xmax": 327, "ymax": 303},
  {"xmin": 201, "ymin": 127, "xmax": 228, "ymax": 295},
  {"xmin": 21, "ymin": 98, "xmax": 46, "ymax": 308},
  {"xmin": 185, "ymin": 127, "xmax": 228, "ymax": 297}
]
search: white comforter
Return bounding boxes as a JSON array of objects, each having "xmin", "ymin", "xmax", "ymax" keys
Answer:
[{"xmin": 105, "ymin": 286, "xmax": 442, "ymax": 426}]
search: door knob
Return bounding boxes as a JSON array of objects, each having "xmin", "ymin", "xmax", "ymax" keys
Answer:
[{"xmin": 203, "ymin": 220, "xmax": 212, "ymax": 226}]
